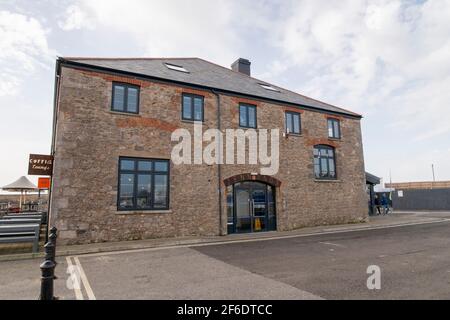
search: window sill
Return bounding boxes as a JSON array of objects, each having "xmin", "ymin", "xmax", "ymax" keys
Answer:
[
  {"xmin": 116, "ymin": 209, "xmax": 172, "ymax": 215},
  {"xmin": 109, "ymin": 110, "xmax": 141, "ymax": 117},
  {"xmin": 181, "ymin": 119, "xmax": 204, "ymax": 124},
  {"xmin": 328, "ymin": 137, "xmax": 341, "ymax": 141},
  {"xmin": 286, "ymin": 133, "xmax": 302, "ymax": 137},
  {"xmin": 314, "ymin": 179, "xmax": 341, "ymax": 183}
]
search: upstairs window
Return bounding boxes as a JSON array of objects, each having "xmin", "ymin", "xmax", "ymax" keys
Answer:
[
  {"xmin": 285, "ymin": 111, "xmax": 301, "ymax": 134},
  {"xmin": 182, "ymin": 93, "xmax": 204, "ymax": 121},
  {"xmin": 112, "ymin": 83, "xmax": 140, "ymax": 114},
  {"xmin": 313, "ymin": 145, "xmax": 336, "ymax": 179},
  {"xmin": 118, "ymin": 157, "xmax": 170, "ymax": 211},
  {"xmin": 239, "ymin": 104, "xmax": 257, "ymax": 128},
  {"xmin": 328, "ymin": 118, "xmax": 341, "ymax": 139}
]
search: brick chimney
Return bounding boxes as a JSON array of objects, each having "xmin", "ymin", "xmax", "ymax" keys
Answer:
[{"xmin": 231, "ymin": 58, "xmax": 251, "ymax": 76}]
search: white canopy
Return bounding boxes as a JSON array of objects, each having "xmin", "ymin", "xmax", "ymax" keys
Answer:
[
  {"xmin": 2, "ymin": 176, "xmax": 37, "ymax": 191},
  {"xmin": 1, "ymin": 176, "xmax": 38, "ymax": 210}
]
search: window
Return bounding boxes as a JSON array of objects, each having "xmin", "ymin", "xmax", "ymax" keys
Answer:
[
  {"xmin": 328, "ymin": 118, "xmax": 341, "ymax": 139},
  {"xmin": 182, "ymin": 93, "xmax": 204, "ymax": 121},
  {"xmin": 239, "ymin": 104, "xmax": 257, "ymax": 128},
  {"xmin": 313, "ymin": 145, "xmax": 336, "ymax": 179},
  {"xmin": 118, "ymin": 157, "xmax": 170, "ymax": 211},
  {"xmin": 112, "ymin": 83, "xmax": 140, "ymax": 114},
  {"xmin": 165, "ymin": 63, "xmax": 189, "ymax": 73},
  {"xmin": 259, "ymin": 83, "xmax": 280, "ymax": 92},
  {"xmin": 285, "ymin": 111, "xmax": 301, "ymax": 134}
]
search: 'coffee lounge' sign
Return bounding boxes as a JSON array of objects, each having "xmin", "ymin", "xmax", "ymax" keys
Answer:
[{"xmin": 28, "ymin": 154, "xmax": 54, "ymax": 176}]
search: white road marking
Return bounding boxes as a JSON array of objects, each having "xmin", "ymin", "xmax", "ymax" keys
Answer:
[
  {"xmin": 65, "ymin": 218, "xmax": 450, "ymax": 259},
  {"xmin": 74, "ymin": 256, "xmax": 96, "ymax": 300},
  {"xmin": 66, "ymin": 256, "xmax": 84, "ymax": 300},
  {"xmin": 319, "ymin": 241, "xmax": 346, "ymax": 248}
]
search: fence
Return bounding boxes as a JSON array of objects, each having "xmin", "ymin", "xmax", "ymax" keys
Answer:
[{"xmin": 392, "ymin": 188, "xmax": 450, "ymax": 211}]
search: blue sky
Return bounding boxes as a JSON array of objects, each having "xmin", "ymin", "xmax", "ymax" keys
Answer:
[{"xmin": 1, "ymin": 0, "xmax": 449, "ymax": 190}]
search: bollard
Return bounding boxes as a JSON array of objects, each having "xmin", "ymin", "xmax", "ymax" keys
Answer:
[
  {"xmin": 38, "ymin": 227, "xmax": 58, "ymax": 300},
  {"xmin": 47, "ymin": 228, "xmax": 58, "ymax": 264},
  {"xmin": 39, "ymin": 259, "xmax": 56, "ymax": 300},
  {"xmin": 50, "ymin": 227, "xmax": 58, "ymax": 245}
]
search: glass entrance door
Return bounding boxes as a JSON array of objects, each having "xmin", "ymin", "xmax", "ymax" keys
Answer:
[
  {"xmin": 235, "ymin": 187, "xmax": 252, "ymax": 233},
  {"xmin": 233, "ymin": 181, "xmax": 275, "ymax": 233}
]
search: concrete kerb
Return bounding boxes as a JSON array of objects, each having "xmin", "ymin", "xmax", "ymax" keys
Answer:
[{"xmin": 1, "ymin": 214, "xmax": 448, "ymax": 262}]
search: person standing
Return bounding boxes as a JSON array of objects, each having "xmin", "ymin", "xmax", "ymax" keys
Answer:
[
  {"xmin": 381, "ymin": 194, "xmax": 390, "ymax": 214},
  {"xmin": 374, "ymin": 194, "xmax": 381, "ymax": 215}
]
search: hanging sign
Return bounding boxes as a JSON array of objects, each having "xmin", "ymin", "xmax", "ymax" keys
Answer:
[
  {"xmin": 38, "ymin": 177, "xmax": 51, "ymax": 189},
  {"xmin": 28, "ymin": 154, "xmax": 54, "ymax": 176}
]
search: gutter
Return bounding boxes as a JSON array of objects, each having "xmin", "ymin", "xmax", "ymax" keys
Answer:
[
  {"xmin": 58, "ymin": 59, "xmax": 362, "ymax": 120},
  {"xmin": 212, "ymin": 89, "xmax": 224, "ymax": 236}
]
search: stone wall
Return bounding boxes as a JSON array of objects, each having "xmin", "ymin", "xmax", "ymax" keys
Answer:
[{"xmin": 51, "ymin": 66, "xmax": 368, "ymax": 244}]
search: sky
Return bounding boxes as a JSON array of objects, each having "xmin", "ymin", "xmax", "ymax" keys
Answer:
[{"xmin": 0, "ymin": 0, "xmax": 449, "ymax": 191}]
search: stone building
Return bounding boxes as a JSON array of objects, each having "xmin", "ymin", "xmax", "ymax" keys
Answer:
[{"xmin": 50, "ymin": 57, "xmax": 368, "ymax": 244}]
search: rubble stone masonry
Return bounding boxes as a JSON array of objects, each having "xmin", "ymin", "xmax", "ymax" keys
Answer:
[{"xmin": 51, "ymin": 66, "xmax": 368, "ymax": 245}]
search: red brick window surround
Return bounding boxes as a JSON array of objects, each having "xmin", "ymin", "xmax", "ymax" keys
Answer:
[
  {"xmin": 182, "ymin": 93, "xmax": 204, "ymax": 122},
  {"xmin": 327, "ymin": 118, "xmax": 341, "ymax": 139},
  {"xmin": 313, "ymin": 145, "xmax": 337, "ymax": 180},
  {"xmin": 239, "ymin": 103, "xmax": 257, "ymax": 128},
  {"xmin": 111, "ymin": 82, "xmax": 140, "ymax": 114},
  {"xmin": 285, "ymin": 111, "xmax": 301, "ymax": 135}
]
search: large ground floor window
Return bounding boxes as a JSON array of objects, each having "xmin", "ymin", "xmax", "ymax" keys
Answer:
[
  {"xmin": 118, "ymin": 157, "xmax": 170, "ymax": 211},
  {"xmin": 313, "ymin": 145, "xmax": 336, "ymax": 179}
]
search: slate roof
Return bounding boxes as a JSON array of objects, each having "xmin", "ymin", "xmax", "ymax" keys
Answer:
[
  {"xmin": 366, "ymin": 172, "xmax": 381, "ymax": 185},
  {"xmin": 60, "ymin": 57, "xmax": 361, "ymax": 118}
]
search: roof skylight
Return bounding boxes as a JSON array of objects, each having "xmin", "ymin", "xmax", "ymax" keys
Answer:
[
  {"xmin": 165, "ymin": 63, "xmax": 189, "ymax": 73},
  {"xmin": 259, "ymin": 83, "xmax": 280, "ymax": 92}
]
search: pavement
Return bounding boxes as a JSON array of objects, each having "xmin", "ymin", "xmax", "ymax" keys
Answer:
[
  {"xmin": 1, "ymin": 209, "xmax": 448, "ymax": 262},
  {"xmin": 1, "ymin": 211, "xmax": 450, "ymax": 299}
]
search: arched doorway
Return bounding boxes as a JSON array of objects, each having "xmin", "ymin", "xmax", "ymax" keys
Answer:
[{"xmin": 226, "ymin": 181, "xmax": 276, "ymax": 234}]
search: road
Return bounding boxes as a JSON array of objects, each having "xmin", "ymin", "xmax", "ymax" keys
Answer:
[{"xmin": 1, "ymin": 218, "xmax": 450, "ymax": 299}]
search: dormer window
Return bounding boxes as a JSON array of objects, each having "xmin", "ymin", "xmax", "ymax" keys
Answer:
[
  {"xmin": 259, "ymin": 83, "xmax": 279, "ymax": 92},
  {"xmin": 165, "ymin": 63, "xmax": 189, "ymax": 73}
]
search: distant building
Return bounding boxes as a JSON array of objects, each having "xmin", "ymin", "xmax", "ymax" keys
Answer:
[
  {"xmin": 386, "ymin": 181, "xmax": 450, "ymax": 190},
  {"xmin": 386, "ymin": 181, "xmax": 450, "ymax": 211}
]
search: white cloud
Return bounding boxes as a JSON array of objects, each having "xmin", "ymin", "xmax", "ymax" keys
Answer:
[
  {"xmin": 1, "ymin": 0, "xmax": 448, "ymax": 183},
  {"xmin": 58, "ymin": 4, "xmax": 95, "ymax": 31},
  {"xmin": 65, "ymin": 0, "xmax": 248, "ymax": 65},
  {"xmin": 272, "ymin": 0, "xmax": 450, "ymax": 143},
  {"xmin": 0, "ymin": 10, "xmax": 54, "ymax": 96}
]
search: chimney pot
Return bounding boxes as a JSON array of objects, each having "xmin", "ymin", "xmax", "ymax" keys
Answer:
[{"xmin": 231, "ymin": 58, "xmax": 251, "ymax": 76}]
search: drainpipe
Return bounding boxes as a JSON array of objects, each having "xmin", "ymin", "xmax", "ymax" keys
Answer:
[
  {"xmin": 46, "ymin": 58, "xmax": 61, "ymax": 243},
  {"xmin": 211, "ymin": 89, "xmax": 224, "ymax": 236}
]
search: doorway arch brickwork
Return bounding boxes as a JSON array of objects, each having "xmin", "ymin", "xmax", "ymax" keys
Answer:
[{"xmin": 223, "ymin": 173, "xmax": 282, "ymax": 188}]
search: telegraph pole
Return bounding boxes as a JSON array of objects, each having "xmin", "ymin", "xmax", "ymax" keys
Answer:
[{"xmin": 431, "ymin": 164, "xmax": 436, "ymax": 189}]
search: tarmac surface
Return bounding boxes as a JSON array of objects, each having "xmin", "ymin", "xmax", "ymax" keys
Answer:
[{"xmin": 1, "ymin": 211, "xmax": 450, "ymax": 300}]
